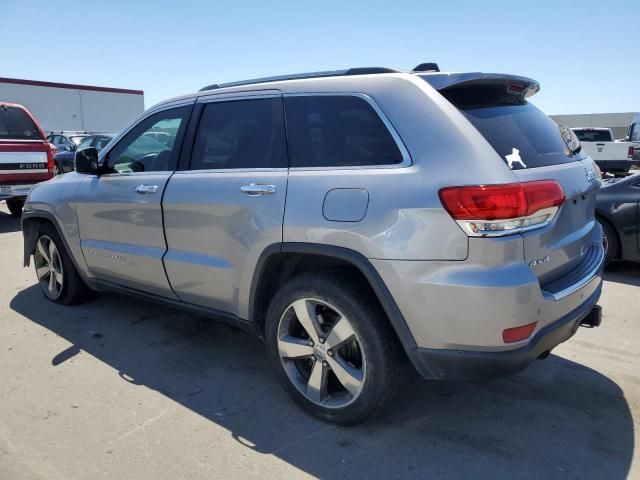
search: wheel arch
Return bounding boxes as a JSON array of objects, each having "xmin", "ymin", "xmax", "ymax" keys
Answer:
[
  {"xmin": 249, "ymin": 242, "xmax": 417, "ymax": 351},
  {"xmin": 21, "ymin": 210, "xmax": 87, "ymax": 276}
]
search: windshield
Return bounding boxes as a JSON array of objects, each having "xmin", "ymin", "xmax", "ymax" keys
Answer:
[
  {"xmin": 68, "ymin": 135, "xmax": 87, "ymax": 145},
  {"xmin": 0, "ymin": 106, "xmax": 43, "ymax": 140},
  {"xmin": 572, "ymin": 129, "xmax": 612, "ymax": 142}
]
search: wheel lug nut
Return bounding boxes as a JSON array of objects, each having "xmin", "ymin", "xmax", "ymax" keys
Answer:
[
  {"xmin": 308, "ymin": 340, "xmax": 314, "ymax": 347},
  {"xmin": 319, "ymin": 337, "xmax": 325, "ymax": 344},
  {"xmin": 327, "ymin": 350, "xmax": 334, "ymax": 357},
  {"xmin": 323, "ymin": 361, "xmax": 328, "ymax": 367}
]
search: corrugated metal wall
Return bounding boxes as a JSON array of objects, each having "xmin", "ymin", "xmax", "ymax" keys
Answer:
[{"xmin": 0, "ymin": 81, "xmax": 144, "ymax": 133}]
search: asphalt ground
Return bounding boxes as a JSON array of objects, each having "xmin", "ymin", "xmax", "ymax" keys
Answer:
[{"xmin": 0, "ymin": 204, "xmax": 638, "ymax": 479}]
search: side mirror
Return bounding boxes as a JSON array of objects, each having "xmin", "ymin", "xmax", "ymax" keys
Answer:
[{"xmin": 75, "ymin": 147, "xmax": 99, "ymax": 175}]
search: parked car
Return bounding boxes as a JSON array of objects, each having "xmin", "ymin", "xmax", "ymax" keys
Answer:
[
  {"xmin": 571, "ymin": 127, "xmax": 638, "ymax": 176},
  {"xmin": 22, "ymin": 65, "xmax": 604, "ymax": 424},
  {"xmin": 0, "ymin": 102, "xmax": 56, "ymax": 217},
  {"xmin": 47, "ymin": 132, "xmax": 90, "ymax": 153},
  {"xmin": 53, "ymin": 134, "xmax": 114, "ymax": 173},
  {"xmin": 596, "ymin": 173, "xmax": 640, "ymax": 265}
]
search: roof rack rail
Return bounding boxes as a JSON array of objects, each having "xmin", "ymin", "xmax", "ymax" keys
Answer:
[
  {"xmin": 412, "ymin": 62, "xmax": 440, "ymax": 72},
  {"xmin": 199, "ymin": 66, "xmax": 404, "ymax": 92}
]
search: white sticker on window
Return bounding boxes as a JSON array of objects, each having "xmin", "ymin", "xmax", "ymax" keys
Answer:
[{"xmin": 505, "ymin": 147, "xmax": 526, "ymax": 169}]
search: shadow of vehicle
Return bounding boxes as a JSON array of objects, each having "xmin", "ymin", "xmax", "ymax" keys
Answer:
[
  {"xmin": 0, "ymin": 209, "xmax": 21, "ymax": 233},
  {"xmin": 10, "ymin": 285, "xmax": 634, "ymax": 479},
  {"xmin": 605, "ymin": 261, "xmax": 640, "ymax": 287}
]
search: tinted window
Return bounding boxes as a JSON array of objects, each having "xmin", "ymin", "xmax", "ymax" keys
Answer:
[
  {"xmin": 284, "ymin": 96, "xmax": 403, "ymax": 168},
  {"xmin": 190, "ymin": 98, "xmax": 286, "ymax": 170},
  {"xmin": 443, "ymin": 88, "xmax": 577, "ymax": 169},
  {"xmin": 106, "ymin": 106, "xmax": 189, "ymax": 173},
  {"xmin": 572, "ymin": 129, "xmax": 612, "ymax": 142},
  {"xmin": 0, "ymin": 106, "xmax": 42, "ymax": 140},
  {"xmin": 629, "ymin": 124, "xmax": 640, "ymax": 142}
]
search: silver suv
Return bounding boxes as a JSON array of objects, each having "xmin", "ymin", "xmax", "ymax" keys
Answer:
[{"xmin": 22, "ymin": 65, "xmax": 604, "ymax": 424}]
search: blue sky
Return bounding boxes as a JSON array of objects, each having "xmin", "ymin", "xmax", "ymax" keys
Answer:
[{"xmin": 2, "ymin": 0, "xmax": 637, "ymax": 114}]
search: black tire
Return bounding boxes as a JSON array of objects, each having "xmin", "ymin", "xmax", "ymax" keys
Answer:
[
  {"xmin": 6, "ymin": 198, "xmax": 24, "ymax": 217},
  {"xmin": 265, "ymin": 272, "xmax": 402, "ymax": 425},
  {"xmin": 34, "ymin": 222, "xmax": 93, "ymax": 305},
  {"xmin": 600, "ymin": 218, "xmax": 618, "ymax": 266}
]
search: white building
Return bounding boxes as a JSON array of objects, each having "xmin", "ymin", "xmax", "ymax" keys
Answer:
[
  {"xmin": 0, "ymin": 77, "xmax": 145, "ymax": 133},
  {"xmin": 550, "ymin": 112, "xmax": 637, "ymax": 140}
]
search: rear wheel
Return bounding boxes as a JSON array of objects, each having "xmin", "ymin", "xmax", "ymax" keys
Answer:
[
  {"xmin": 265, "ymin": 272, "xmax": 402, "ymax": 425},
  {"xmin": 34, "ymin": 223, "xmax": 92, "ymax": 305},
  {"xmin": 6, "ymin": 198, "xmax": 24, "ymax": 217}
]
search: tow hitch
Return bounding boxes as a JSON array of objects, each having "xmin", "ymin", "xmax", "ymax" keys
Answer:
[{"xmin": 580, "ymin": 305, "xmax": 602, "ymax": 328}]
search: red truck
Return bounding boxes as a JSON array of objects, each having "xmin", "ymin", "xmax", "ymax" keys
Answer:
[{"xmin": 0, "ymin": 102, "xmax": 56, "ymax": 217}]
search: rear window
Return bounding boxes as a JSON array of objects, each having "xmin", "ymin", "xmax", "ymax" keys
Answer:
[
  {"xmin": 572, "ymin": 129, "xmax": 612, "ymax": 142},
  {"xmin": 0, "ymin": 106, "xmax": 42, "ymax": 140},
  {"xmin": 441, "ymin": 86, "xmax": 576, "ymax": 169},
  {"xmin": 284, "ymin": 95, "xmax": 404, "ymax": 168},
  {"xmin": 629, "ymin": 124, "xmax": 640, "ymax": 143}
]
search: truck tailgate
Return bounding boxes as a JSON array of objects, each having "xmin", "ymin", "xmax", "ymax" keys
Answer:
[{"xmin": 0, "ymin": 141, "xmax": 52, "ymax": 184}]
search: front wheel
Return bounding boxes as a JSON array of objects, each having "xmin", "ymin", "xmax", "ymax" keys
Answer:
[
  {"xmin": 34, "ymin": 223, "xmax": 92, "ymax": 305},
  {"xmin": 6, "ymin": 198, "xmax": 24, "ymax": 217},
  {"xmin": 265, "ymin": 272, "xmax": 402, "ymax": 425}
]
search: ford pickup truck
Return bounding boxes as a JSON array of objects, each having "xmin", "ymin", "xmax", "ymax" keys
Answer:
[
  {"xmin": 0, "ymin": 102, "xmax": 56, "ymax": 216},
  {"xmin": 571, "ymin": 127, "xmax": 638, "ymax": 176}
]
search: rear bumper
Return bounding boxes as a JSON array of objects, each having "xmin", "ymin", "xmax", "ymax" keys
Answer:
[
  {"xmin": 0, "ymin": 184, "xmax": 34, "ymax": 200},
  {"xmin": 407, "ymin": 286, "xmax": 602, "ymax": 379}
]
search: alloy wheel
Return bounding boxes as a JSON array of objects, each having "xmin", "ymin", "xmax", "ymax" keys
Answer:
[
  {"xmin": 277, "ymin": 298, "xmax": 366, "ymax": 408},
  {"xmin": 34, "ymin": 235, "xmax": 64, "ymax": 300}
]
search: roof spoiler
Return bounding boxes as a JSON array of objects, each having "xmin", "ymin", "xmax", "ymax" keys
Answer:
[{"xmin": 420, "ymin": 72, "xmax": 541, "ymax": 98}]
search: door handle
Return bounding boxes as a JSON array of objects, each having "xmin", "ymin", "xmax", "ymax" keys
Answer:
[
  {"xmin": 134, "ymin": 184, "xmax": 158, "ymax": 194},
  {"xmin": 240, "ymin": 184, "xmax": 276, "ymax": 196}
]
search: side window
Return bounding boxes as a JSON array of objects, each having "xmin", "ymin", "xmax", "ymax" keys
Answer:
[
  {"xmin": 105, "ymin": 106, "xmax": 189, "ymax": 174},
  {"xmin": 190, "ymin": 97, "xmax": 286, "ymax": 170},
  {"xmin": 284, "ymin": 95, "xmax": 404, "ymax": 168}
]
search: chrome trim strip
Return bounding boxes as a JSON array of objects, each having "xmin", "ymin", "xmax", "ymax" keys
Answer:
[{"xmin": 542, "ymin": 245, "xmax": 605, "ymax": 301}]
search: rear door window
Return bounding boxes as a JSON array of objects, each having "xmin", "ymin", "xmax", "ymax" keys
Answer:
[
  {"xmin": 284, "ymin": 95, "xmax": 404, "ymax": 168},
  {"xmin": 190, "ymin": 97, "xmax": 286, "ymax": 170},
  {"xmin": 0, "ymin": 106, "xmax": 43, "ymax": 140},
  {"xmin": 439, "ymin": 86, "xmax": 578, "ymax": 169}
]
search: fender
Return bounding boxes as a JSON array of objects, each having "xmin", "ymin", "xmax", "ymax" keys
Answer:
[
  {"xmin": 249, "ymin": 242, "xmax": 418, "ymax": 350},
  {"xmin": 21, "ymin": 210, "xmax": 89, "ymax": 283}
]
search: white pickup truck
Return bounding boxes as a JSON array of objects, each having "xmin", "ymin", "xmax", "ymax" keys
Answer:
[{"xmin": 571, "ymin": 127, "xmax": 638, "ymax": 176}]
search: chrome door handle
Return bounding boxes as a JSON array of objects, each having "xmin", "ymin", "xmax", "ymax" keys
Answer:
[
  {"xmin": 134, "ymin": 184, "xmax": 158, "ymax": 194},
  {"xmin": 240, "ymin": 184, "xmax": 276, "ymax": 195}
]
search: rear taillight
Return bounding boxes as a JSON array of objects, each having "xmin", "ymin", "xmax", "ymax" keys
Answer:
[
  {"xmin": 45, "ymin": 142, "xmax": 56, "ymax": 178},
  {"xmin": 628, "ymin": 146, "xmax": 634, "ymax": 159},
  {"xmin": 439, "ymin": 180, "xmax": 565, "ymax": 237}
]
